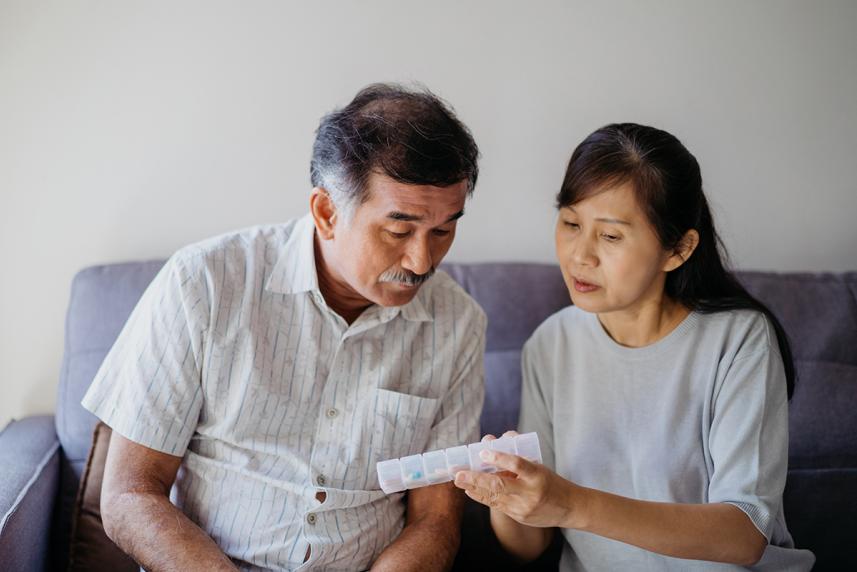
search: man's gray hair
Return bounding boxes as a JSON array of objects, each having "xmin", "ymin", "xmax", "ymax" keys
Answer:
[{"xmin": 310, "ymin": 83, "xmax": 480, "ymax": 220}]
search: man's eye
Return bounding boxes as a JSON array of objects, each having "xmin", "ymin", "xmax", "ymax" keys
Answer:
[
  {"xmin": 387, "ymin": 230, "xmax": 410, "ymax": 239},
  {"xmin": 601, "ymin": 233, "xmax": 620, "ymax": 242},
  {"xmin": 563, "ymin": 221, "xmax": 579, "ymax": 230},
  {"xmin": 432, "ymin": 229, "xmax": 451, "ymax": 237}
]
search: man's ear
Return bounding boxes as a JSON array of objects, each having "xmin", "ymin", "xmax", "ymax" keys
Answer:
[
  {"xmin": 310, "ymin": 187, "xmax": 339, "ymax": 240},
  {"xmin": 663, "ymin": 229, "xmax": 700, "ymax": 272}
]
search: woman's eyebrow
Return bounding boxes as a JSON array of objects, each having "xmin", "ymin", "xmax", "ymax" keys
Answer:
[
  {"xmin": 566, "ymin": 207, "xmax": 631, "ymax": 225},
  {"xmin": 595, "ymin": 217, "xmax": 631, "ymax": 225}
]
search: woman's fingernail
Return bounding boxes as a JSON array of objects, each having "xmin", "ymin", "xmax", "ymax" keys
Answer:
[
  {"xmin": 480, "ymin": 450, "xmax": 495, "ymax": 462},
  {"xmin": 455, "ymin": 472, "xmax": 471, "ymax": 485}
]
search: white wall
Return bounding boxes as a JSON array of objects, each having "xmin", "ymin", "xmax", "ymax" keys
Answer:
[{"xmin": 2, "ymin": 0, "xmax": 856, "ymax": 427}]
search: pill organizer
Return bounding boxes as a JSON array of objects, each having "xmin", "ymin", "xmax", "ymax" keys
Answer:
[{"xmin": 376, "ymin": 432, "xmax": 542, "ymax": 494}]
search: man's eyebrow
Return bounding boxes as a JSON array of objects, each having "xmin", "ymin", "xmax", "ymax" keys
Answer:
[
  {"xmin": 387, "ymin": 211, "xmax": 423, "ymax": 222},
  {"xmin": 445, "ymin": 210, "xmax": 465, "ymax": 223},
  {"xmin": 386, "ymin": 210, "xmax": 465, "ymax": 223}
]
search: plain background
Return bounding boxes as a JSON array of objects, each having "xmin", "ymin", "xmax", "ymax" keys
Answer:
[{"xmin": 1, "ymin": 0, "xmax": 856, "ymax": 427}]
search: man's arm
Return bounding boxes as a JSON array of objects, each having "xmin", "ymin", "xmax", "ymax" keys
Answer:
[
  {"xmin": 101, "ymin": 431, "xmax": 238, "ymax": 572},
  {"xmin": 370, "ymin": 482, "xmax": 464, "ymax": 572}
]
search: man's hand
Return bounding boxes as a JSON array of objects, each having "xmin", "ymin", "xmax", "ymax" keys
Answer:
[
  {"xmin": 101, "ymin": 431, "xmax": 239, "ymax": 572},
  {"xmin": 370, "ymin": 481, "xmax": 464, "ymax": 572}
]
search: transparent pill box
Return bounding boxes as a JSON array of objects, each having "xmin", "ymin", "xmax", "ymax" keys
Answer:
[{"xmin": 376, "ymin": 432, "xmax": 543, "ymax": 494}]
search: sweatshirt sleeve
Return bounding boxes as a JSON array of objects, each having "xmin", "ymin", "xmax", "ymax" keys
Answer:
[{"xmin": 707, "ymin": 318, "xmax": 789, "ymax": 540}]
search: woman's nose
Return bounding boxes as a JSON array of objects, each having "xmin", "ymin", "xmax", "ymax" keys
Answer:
[{"xmin": 572, "ymin": 237, "xmax": 598, "ymax": 267}]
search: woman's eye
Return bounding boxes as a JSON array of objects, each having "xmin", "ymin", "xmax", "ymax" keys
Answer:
[
  {"xmin": 601, "ymin": 233, "xmax": 620, "ymax": 242},
  {"xmin": 563, "ymin": 221, "xmax": 579, "ymax": 230}
]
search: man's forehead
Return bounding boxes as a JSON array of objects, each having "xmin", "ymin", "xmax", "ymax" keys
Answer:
[{"xmin": 362, "ymin": 175, "xmax": 468, "ymax": 222}]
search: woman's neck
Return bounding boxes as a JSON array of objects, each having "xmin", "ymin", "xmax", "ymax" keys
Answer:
[{"xmin": 597, "ymin": 295, "xmax": 690, "ymax": 348}]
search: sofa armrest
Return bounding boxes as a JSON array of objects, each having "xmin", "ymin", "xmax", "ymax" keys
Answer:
[{"xmin": 0, "ymin": 415, "xmax": 61, "ymax": 571}]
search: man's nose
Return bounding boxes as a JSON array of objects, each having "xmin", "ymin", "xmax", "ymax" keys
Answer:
[{"xmin": 402, "ymin": 236, "xmax": 433, "ymax": 276}]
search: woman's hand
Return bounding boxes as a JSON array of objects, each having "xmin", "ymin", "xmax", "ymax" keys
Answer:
[{"xmin": 453, "ymin": 432, "xmax": 582, "ymax": 529}]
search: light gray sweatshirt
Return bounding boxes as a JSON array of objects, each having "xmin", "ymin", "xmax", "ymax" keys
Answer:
[{"xmin": 519, "ymin": 306, "xmax": 814, "ymax": 571}]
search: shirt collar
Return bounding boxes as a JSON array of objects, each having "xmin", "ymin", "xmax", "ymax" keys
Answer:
[
  {"xmin": 265, "ymin": 214, "xmax": 320, "ymax": 295},
  {"xmin": 398, "ymin": 287, "xmax": 433, "ymax": 323},
  {"xmin": 265, "ymin": 213, "xmax": 434, "ymax": 323}
]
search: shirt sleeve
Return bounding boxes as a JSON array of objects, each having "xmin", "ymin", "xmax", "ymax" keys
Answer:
[
  {"xmin": 424, "ymin": 305, "xmax": 486, "ymax": 451},
  {"xmin": 81, "ymin": 253, "xmax": 209, "ymax": 457},
  {"xmin": 518, "ymin": 335, "xmax": 556, "ymax": 471},
  {"xmin": 707, "ymin": 322, "xmax": 789, "ymax": 540}
]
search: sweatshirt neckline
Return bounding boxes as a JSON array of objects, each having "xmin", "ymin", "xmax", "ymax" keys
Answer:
[{"xmin": 588, "ymin": 309, "xmax": 700, "ymax": 360}]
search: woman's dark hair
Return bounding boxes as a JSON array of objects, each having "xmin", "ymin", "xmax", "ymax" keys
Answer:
[
  {"xmin": 557, "ymin": 123, "xmax": 795, "ymax": 399},
  {"xmin": 310, "ymin": 83, "xmax": 479, "ymax": 208}
]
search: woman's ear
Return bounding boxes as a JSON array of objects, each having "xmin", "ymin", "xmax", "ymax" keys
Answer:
[
  {"xmin": 663, "ymin": 229, "xmax": 700, "ymax": 272},
  {"xmin": 310, "ymin": 187, "xmax": 339, "ymax": 240}
]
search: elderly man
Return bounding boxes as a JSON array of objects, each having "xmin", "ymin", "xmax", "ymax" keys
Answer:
[{"xmin": 82, "ymin": 83, "xmax": 486, "ymax": 571}]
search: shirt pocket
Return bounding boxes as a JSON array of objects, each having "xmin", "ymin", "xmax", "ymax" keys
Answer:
[{"xmin": 370, "ymin": 387, "xmax": 439, "ymax": 463}]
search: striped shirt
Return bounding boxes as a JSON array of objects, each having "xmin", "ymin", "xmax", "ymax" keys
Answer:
[{"xmin": 82, "ymin": 214, "xmax": 486, "ymax": 571}]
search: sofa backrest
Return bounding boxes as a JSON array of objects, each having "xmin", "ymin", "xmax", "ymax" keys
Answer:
[
  {"xmin": 56, "ymin": 261, "xmax": 857, "ymax": 569},
  {"xmin": 54, "ymin": 260, "xmax": 166, "ymax": 565}
]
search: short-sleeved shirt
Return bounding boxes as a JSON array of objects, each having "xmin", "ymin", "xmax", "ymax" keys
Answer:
[
  {"xmin": 82, "ymin": 214, "xmax": 486, "ymax": 571},
  {"xmin": 519, "ymin": 306, "xmax": 815, "ymax": 571}
]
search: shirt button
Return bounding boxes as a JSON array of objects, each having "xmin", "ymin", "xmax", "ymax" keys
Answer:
[
  {"xmin": 307, "ymin": 513, "xmax": 317, "ymax": 525},
  {"xmin": 317, "ymin": 474, "xmax": 327, "ymax": 486},
  {"xmin": 326, "ymin": 408, "xmax": 338, "ymax": 419}
]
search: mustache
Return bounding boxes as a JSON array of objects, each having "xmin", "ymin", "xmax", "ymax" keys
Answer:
[{"xmin": 378, "ymin": 267, "xmax": 436, "ymax": 286}]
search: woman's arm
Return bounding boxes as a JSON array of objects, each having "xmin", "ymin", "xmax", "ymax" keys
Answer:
[
  {"xmin": 573, "ymin": 485, "xmax": 766, "ymax": 565},
  {"xmin": 470, "ymin": 433, "xmax": 554, "ymax": 562},
  {"xmin": 489, "ymin": 509, "xmax": 554, "ymax": 563},
  {"xmin": 454, "ymin": 450, "xmax": 767, "ymax": 566}
]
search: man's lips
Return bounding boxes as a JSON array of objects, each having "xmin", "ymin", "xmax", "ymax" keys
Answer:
[{"xmin": 572, "ymin": 278, "xmax": 600, "ymax": 293}]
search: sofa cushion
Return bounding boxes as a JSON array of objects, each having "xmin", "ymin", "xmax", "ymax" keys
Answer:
[
  {"xmin": 68, "ymin": 422, "xmax": 137, "ymax": 571},
  {"xmin": 0, "ymin": 416, "xmax": 60, "ymax": 572},
  {"xmin": 788, "ymin": 361, "xmax": 857, "ymax": 469},
  {"xmin": 483, "ymin": 349, "xmax": 525, "ymax": 437},
  {"xmin": 442, "ymin": 263, "xmax": 570, "ymax": 352},
  {"xmin": 737, "ymin": 271, "xmax": 857, "ymax": 365}
]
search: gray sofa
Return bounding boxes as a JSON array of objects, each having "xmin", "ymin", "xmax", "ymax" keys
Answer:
[{"xmin": 1, "ymin": 261, "xmax": 855, "ymax": 570}]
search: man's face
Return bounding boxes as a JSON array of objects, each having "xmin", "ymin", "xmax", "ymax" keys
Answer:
[{"xmin": 323, "ymin": 172, "xmax": 468, "ymax": 308}]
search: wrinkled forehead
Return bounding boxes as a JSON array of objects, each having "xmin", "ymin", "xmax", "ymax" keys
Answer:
[{"xmin": 359, "ymin": 173, "xmax": 468, "ymax": 224}]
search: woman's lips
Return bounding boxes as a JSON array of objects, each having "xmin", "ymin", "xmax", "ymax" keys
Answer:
[{"xmin": 573, "ymin": 278, "xmax": 600, "ymax": 293}]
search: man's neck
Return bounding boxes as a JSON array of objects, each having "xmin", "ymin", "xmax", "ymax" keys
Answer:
[{"xmin": 314, "ymin": 236, "xmax": 372, "ymax": 325}]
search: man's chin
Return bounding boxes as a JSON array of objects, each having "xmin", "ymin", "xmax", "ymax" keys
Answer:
[{"xmin": 373, "ymin": 282, "xmax": 422, "ymax": 307}]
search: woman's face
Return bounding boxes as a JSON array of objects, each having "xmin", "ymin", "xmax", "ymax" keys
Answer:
[{"xmin": 554, "ymin": 182, "xmax": 676, "ymax": 315}]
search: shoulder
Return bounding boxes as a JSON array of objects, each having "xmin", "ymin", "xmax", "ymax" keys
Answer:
[
  {"xmin": 524, "ymin": 304, "xmax": 587, "ymax": 355},
  {"xmin": 422, "ymin": 270, "xmax": 487, "ymax": 329},
  {"xmin": 168, "ymin": 221, "xmax": 298, "ymax": 283},
  {"xmin": 696, "ymin": 308, "xmax": 778, "ymax": 361}
]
